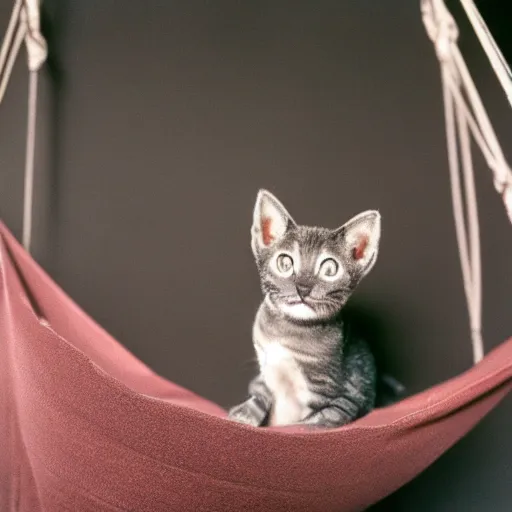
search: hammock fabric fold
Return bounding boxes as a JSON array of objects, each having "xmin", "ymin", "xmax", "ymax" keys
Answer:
[{"xmin": 1, "ymin": 221, "xmax": 511, "ymax": 512}]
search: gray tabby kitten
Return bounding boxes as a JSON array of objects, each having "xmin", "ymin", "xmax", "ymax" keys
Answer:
[{"xmin": 229, "ymin": 189, "xmax": 380, "ymax": 429}]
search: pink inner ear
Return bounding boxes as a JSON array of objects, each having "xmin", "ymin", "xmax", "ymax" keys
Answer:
[
  {"xmin": 353, "ymin": 234, "xmax": 369, "ymax": 260},
  {"xmin": 261, "ymin": 217, "xmax": 274, "ymax": 246}
]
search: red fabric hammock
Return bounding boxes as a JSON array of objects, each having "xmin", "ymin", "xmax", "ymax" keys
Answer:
[{"xmin": 1, "ymin": 221, "xmax": 512, "ymax": 511}]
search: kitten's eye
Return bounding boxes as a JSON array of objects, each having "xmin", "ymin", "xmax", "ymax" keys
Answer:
[
  {"xmin": 319, "ymin": 258, "xmax": 339, "ymax": 279},
  {"xmin": 276, "ymin": 254, "xmax": 294, "ymax": 275}
]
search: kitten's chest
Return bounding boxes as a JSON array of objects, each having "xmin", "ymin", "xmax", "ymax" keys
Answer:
[
  {"xmin": 253, "ymin": 323, "xmax": 312, "ymax": 425},
  {"xmin": 257, "ymin": 343, "xmax": 307, "ymax": 394}
]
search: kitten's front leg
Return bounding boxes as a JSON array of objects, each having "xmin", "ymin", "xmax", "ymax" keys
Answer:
[{"xmin": 228, "ymin": 375, "xmax": 273, "ymax": 427}]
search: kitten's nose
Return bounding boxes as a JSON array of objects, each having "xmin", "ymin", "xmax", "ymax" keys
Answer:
[{"xmin": 296, "ymin": 283, "xmax": 312, "ymax": 299}]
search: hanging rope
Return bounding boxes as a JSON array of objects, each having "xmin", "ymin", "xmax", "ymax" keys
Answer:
[
  {"xmin": 0, "ymin": 0, "xmax": 47, "ymax": 252},
  {"xmin": 422, "ymin": 0, "xmax": 512, "ymax": 364},
  {"xmin": 0, "ymin": 0, "xmax": 24, "ymax": 103},
  {"xmin": 459, "ymin": 0, "xmax": 512, "ymax": 109}
]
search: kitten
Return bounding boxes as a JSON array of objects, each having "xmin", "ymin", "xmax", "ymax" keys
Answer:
[{"xmin": 228, "ymin": 189, "xmax": 380, "ymax": 428}]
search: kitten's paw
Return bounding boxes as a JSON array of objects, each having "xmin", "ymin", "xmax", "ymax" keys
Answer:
[
  {"xmin": 228, "ymin": 399, "xmax": 267, "ymax": 427},
  {"xmin": 228, "ymin": 409, "xmax": 261, "ymax": 427},
  {"xmin": 229, "ymin": 412, "xmax": 260, "ymax": 427}
]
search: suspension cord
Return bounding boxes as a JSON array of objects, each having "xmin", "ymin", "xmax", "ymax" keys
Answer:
[
  {"xmin": 422, "ymin": 0, "xmax": 512, "ymax": 364},
  {"xmin": 0, "ymin": 0, "xmax": 47, "ymax": 252}
]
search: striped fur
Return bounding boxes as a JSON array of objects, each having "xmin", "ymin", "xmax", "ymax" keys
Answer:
[{"xmin": 229, "ymin": 190, "xmax": 380, "ymax": 428}]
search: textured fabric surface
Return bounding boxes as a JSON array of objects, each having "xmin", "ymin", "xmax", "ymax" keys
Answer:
[{"xmin": 1, "ymin": 220, "xmax": 511, "ymax": 512}]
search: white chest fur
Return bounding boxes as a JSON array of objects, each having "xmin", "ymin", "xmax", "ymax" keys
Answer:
[{"xmin": 255, "ymin": 334, "xmax": 312, "ymax": 426}]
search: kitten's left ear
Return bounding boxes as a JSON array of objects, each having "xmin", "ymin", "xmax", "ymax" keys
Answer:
[
  {"xmin": 251, "ymin": 189, "xmax": 296, "ymax": 254},
  {"xmin": 335, "ymin": 210, "xmax": 381, "ymax": 277}
]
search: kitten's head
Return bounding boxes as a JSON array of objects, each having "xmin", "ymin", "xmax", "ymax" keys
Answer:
[{"xmin": 251, "ymin": 189, "xmax": 381, "ymax": 323}]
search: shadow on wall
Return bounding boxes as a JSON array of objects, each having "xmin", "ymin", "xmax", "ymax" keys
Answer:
[{"xmin": 37, "ymin": 0, "xmax": 69, "ymax": 272}]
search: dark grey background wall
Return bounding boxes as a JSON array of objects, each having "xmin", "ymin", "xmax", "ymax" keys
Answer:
[{"xmin": 1, "ymin": 1, "xmax": 511, "ymax": 510}]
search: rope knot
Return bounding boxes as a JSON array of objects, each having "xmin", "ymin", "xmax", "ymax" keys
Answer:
[
  {"xmin": 492, "ymin": 164, "xmax": 512, "ymax": 223},
  {"xmin": 502, "ymin": 183, "xmax": 512, "ymax": 224},
  {"xmin": 421, "ymin": 0, "xmax": 459, "ymax": 62},
  {"xmin": 20, "ymin": 0, "xmax": 47, "ymax": 71}
]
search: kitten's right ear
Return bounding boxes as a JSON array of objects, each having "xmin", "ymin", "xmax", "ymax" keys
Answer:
[{"xmin": 251, "ymin": 189, "xmax": 296, "ymax": 254}]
